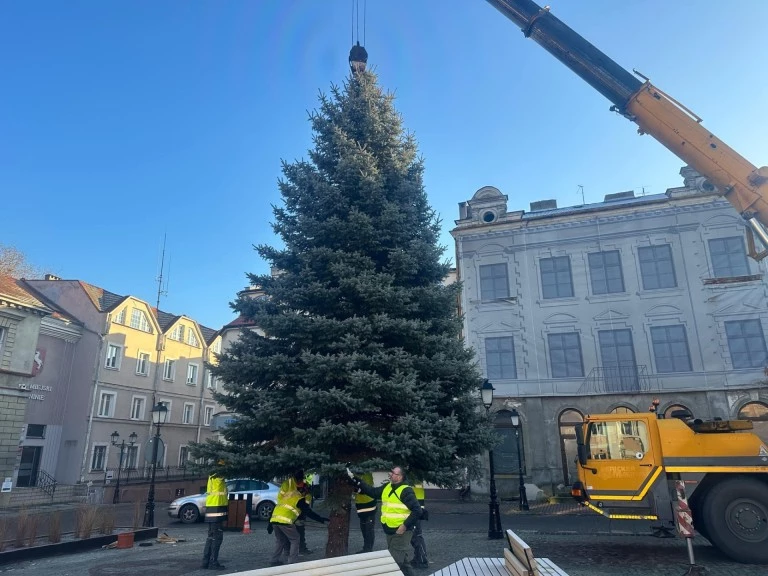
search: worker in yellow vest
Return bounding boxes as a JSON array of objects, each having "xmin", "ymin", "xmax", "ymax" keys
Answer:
[
  {"xmin": 295, "ymin": 473, "xmax": 314, "ymax": 555},
  {"xmin": 350, "ymin": 465, "xmax": 421, "ymax": 576},
  {"xmin": 269, "ymin": 470, "xmax": 328, "ymax": 566},
  {"xmin": 354, "ymin": 472, "xmax": 377, "ymax": 553},
  {"xmin": 201, "ymin": 472, "xmax": 228, "ymax": 570},
  {"xmin": 410, "ymin": 482, "xmax": 429, "ymax": 568}
]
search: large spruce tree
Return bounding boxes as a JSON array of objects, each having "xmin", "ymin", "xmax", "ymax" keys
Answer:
[{"xmin": 197, "ymin": 67, "xmax": 493, "ymax": 555}]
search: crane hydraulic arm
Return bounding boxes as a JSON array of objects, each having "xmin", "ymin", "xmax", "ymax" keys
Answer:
[{"xmin": 485, "ymin": 0, "xmax": 768, "ymax": 258}]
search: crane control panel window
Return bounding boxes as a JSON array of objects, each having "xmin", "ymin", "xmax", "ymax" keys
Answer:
[{"xmin": 587, "ymin": 420, "xmax": 649, "ymax": 460}]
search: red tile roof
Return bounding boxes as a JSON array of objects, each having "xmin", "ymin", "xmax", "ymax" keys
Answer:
[
  {"xmin": 223, "ymin": 315, "xmax": 257, "ymax": 329},
  {"xmin": 0, "ymin": 274, "xmax": 50, "ymax": 312}
]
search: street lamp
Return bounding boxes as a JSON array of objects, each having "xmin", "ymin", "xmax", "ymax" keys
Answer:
[
  {"xmin": 481, "ymin": 379, "xmax": 503, "ymax": 540},
  {"xmin": 110, "ymin": 430, "xmax": 137, "ymax": 504},
  {"xmin": 143, "ymin": 403, "xmax": 168, "ymax": 527},
  {"xmin": 510, "ymin": 409, "xmax": 529, "ymax": 511}
]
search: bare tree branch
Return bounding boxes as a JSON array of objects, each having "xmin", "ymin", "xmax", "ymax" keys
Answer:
[{"xmin": 0, "ymin": 244, "xmax": 44, "ymax": 279}]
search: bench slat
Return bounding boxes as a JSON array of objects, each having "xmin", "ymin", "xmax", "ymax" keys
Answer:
[
  {"xmin": 503, "ymin": 547, "xmax": 532, "ymax": 576},
  {"xmin": 505, "ymin": 529, "xmax": 537, "ymax": 574},
  {"xmin": 430, "ymin": 557, "xmax": 506, "ymax": 576},
  {"xmin": 230, "ymin": 550, "xmax": 402, "ymax": 576},
  {"xmin": 536, "ymin": 558, "xmax": 568, "ymax": 576}
]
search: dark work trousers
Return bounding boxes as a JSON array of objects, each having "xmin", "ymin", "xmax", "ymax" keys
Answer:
[
  {"xmin": 410, "ymin": 518, "xmax": 428, "ymax": 568},
  {"xmin": 295, "ymin": 519, "xmax": 311, "ymax": 553},
  {"xmin": 202, "ymin": 520, "xmax": 224, "ymax": 568},
  {"xmin": 385, "ymin": 530, "xmax": 415, "ymax": 576},
  {"xmin": 358, "ymin": 510, "xmax": 376, "ymax": 552},
  {"xmin": 272, "ymin": 523, "xmax": 300, "ymax": 564}
]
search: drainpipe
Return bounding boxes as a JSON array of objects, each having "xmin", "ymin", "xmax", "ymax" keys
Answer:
[
  {"xmin": 79, "ymin": 320, "xmax": 106, "ymax": 483},
  {"xmin": 196, "ymin": 347, "xmax": 207, "ymax": 444}
]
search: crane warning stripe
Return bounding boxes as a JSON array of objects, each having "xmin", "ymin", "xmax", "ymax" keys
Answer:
[{"xmin": 674, "ymin": 480, "xmax": 694, "ymax": 538}]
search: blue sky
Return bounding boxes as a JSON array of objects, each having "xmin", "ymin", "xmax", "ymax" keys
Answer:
[{"xmin": 2, "ymin": 0, "xmax": 766, "ymax": 330}]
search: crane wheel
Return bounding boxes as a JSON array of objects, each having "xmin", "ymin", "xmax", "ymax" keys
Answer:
[{"xmin": 701, "ymin": 476, "xmax": 768, "ymax": 564}]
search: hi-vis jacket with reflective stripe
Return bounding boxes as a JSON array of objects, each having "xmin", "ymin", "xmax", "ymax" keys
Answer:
[
  {"xmin": 271, "ymin": 480, "xmax": 302, "ymax": 525},
  {"xmin": 381, "ymin": 484, "xmax": 412, "ymax": 528},
  {"xmin": 355, "ymin": 473, "xmax": 376, "ymax": 514},
  {"xmin": 358, "ymin": 478, "xmax": 421, "ymax": 534},
  {"xmin": 205, "ymin": 475, "xmax": 228, "ymax": 522}
]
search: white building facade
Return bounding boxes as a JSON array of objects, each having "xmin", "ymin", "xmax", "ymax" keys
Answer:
[{"xmin": 452, "ymin": 168, "xmax": 768, "ymax": 496}]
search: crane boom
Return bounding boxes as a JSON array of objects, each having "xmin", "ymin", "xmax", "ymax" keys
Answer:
[{"xmin": 485, "ymin": 0, "xmax": 768, "ymax": 256}]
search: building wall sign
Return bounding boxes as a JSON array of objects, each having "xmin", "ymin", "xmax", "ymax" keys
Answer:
[{"xmin": 18, "ymin": 382, "xmax": 53, "ymax": 401}]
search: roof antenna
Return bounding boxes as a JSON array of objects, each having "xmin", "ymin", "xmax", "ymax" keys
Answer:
[{"xmin": 156, "ymin": 233, "xmax": 169, "ymax": 311}]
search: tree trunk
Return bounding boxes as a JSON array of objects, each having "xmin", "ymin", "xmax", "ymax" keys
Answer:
[{"xmin": 325, "ymin": 474, "xmax": 353, "ymax": 557}]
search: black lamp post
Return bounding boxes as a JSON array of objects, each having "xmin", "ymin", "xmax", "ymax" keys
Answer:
[
  {"xmin": 143, "ymin": 403, "xmax": 168, "ymax": 527},
  {"xmin": 110, "ymin": 430, "xmax": 137, "ymax": 504},
  {"xmin": 481, "ymin": 379, "xmax": 503, "ymax": 540},
  {"xmin": 510, "ymin": 409, "xmax": 529, "ymax": 511}
]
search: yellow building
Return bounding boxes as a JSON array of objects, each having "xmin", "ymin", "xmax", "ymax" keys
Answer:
[{"xmin": 23, "ymin": 277, "xmax": 224, "ymax": 485}]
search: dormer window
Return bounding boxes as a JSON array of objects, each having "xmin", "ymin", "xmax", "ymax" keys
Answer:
[
  {"xmin": 130, "ymin": 309, "xmax": 152, "ymax": 333},
  {"xmin": 171, "ymin": 324, "xmax": 185, "ymax": 341},
  {"xmin": 113, "ymin": 308, "xmax": 126, "ymax": 325}
]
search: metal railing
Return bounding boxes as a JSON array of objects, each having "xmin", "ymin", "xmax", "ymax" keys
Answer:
[
  {"xmin": 37, "ymin": 469, "xmax": 58, "ymax": 497},
  {"xmin": 97, "ymin": 465, "xmax": 200, "ymax": 485},
  {"xmin": 578, "ymin": 365, "xmax": 658, "ymax": 394}
]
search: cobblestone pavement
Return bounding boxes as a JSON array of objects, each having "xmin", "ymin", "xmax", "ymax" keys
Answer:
[{"xmin": 2, "ymin": 513, "xmax": 765, "ymax": 576}]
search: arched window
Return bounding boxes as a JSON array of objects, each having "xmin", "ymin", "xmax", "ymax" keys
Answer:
[
  {"xmin": 558, "ymin": 409, "xmax": 583, "ymax": 485},
  {"xmin": 493, "ymin": 409, "xmax": 525, "ymax": 475},
  {"xmin": 664, "ymin": 404, "xmax": 692, "ymax": 420},
  {"xmin": 738, "ymin": 401, "xmax": 768, "ymax": 442},
  {"xmin": 610, "ymin": 405, "xmax": 635, "ymax": 414}
]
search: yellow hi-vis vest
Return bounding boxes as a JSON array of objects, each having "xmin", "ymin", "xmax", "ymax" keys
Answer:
[
  {"xmin": 205, "ymin": 475, "xmax": 228, "ymax": 522},
  {"xmin": 355, "ymin": 473, "xmax": 376, "ymax": 514},
  {"xmin": 380, "ymin": 483, "xmax": 411, "ymax": 529},
  {"xmin": 271, "ymin": 479, "xmax": 302, "ymax": 525},
  {"xmin": 412, "ymin": 483, "xmax": 425, "ymax": 506}
]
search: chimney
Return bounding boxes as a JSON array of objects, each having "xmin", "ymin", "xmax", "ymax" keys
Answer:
[
  {"xmin": 529, "ymin": 199, "xmax": 558, "ymax": 212},
  {"xmin": 44, "ymin": 274, "xmax": 61, "ymax": 281},
  {"xmin": 603, "ymin": 191, "xmax": 635, "ymax": 202}
]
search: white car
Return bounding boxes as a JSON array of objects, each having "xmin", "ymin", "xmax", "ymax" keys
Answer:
[{"xmin": 168, "ymin": 479, "xmax": 279, "ymax": 524}]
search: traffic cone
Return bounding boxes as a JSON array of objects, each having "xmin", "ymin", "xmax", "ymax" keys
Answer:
[{"xmin": 243, "ymin": 513, "xmax": 251, "ymax": 534}]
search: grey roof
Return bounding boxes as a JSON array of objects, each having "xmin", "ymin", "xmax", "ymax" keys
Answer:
[
  {"xmin": 522, "ymin": 193, "xmax": 668, "ymax": 221},
  {"xmin": 199, "ymin": 325, "xmax": 219, "ymax": 344},
  {"xmin": 79, "ymin": 281, "xmax": 126, "ymax": 312},
  {"xmin": 153, "ymin": 309, "xmax": 179, "ymax": 331}
]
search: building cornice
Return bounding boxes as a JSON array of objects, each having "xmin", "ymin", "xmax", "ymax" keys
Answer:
[
  {"xmin": 0, "ymin": 298, "xmax": 50, "ymax": 317},
  {"xmin": 454, "ymin": 199, "xmax": 730, "ymax": 245}
]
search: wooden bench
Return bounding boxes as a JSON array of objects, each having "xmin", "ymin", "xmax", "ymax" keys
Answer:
[
  {"xmin": 503, "ymin": 529, "xmax": 567, "ymax": 576},
  {"xmin": 226, "ymin": 549, "xmax": 403, "ymax": 576},
  {"xmin": 429, "ymin": 530, "xmax": 568, "ymax": 576}
]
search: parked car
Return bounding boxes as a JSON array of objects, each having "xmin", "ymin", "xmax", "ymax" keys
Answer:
[{"xmin": 168, "ymin": 479, "xmax": 279, "ymax": 524}]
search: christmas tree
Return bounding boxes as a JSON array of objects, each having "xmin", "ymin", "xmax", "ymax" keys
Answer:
[{"xmin": 196, "ymin": 62, "xmax": 493, "ymax": 556}]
